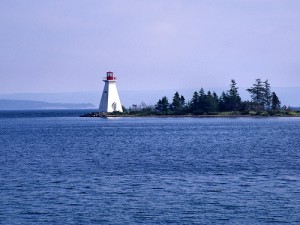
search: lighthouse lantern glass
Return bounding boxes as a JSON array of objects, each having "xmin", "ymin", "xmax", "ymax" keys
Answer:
[{"xmin": 107, "ymin": 72, "xmax": 114, "ymax": 80}]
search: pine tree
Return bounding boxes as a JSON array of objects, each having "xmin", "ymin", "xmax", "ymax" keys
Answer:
[
  {"xmin": 247, "ymin": 78, "xmax": 265, "ymax": 110},
  {"xmin": 190, "ymin": 91, "xmax": 199, "ymax": 112},
  {"xmin": 171, "ymin": 91, "xmax": 185, "ymax": 113},
  {"xmin": 219, "ymin": 91, "xmax": 228, "ymax": 112},
  {"xmin": 180, "ymin": 95, "xmax": 186, "ymax": 112},
  {"xmin": 271, "ymin": 92, "xmax": 281, "ymax": 110},
  {"xmin": 180, "ymin": 95, "xmax": 185, "ymax": 107},
  {"xmin": 263, "ymin": 80, "xmax": 272, "ymax": 110},
  {"xmin": 213, "ymin": 92, "xmax": 220, "ymax": 112},
  {"xmin": 161, "ymin": 96, "xmax": 169, "ymax": 112},
  {"xmin": 227, "ymin": 79, "xmax": 241, "ymax": 111},
  {"xmin": 156, "ymin": 96, "xmax": 169, "ymax": 112},
  {"xmin": 171, "ymin": 91, "xmax": 181, "ymax": 112},
  {"xmin": 213, "ymin": 92, "xmax": 219, "ymax": 103},
  {"xmin": 198, "ymin": 88, "xmax": 206, "ymax": 112},
  {"xmin": 156, "ymin": 99, "xmax": 163, "ymax": 112},
  {"xmin": 205, "ymin": 91, "xmax": 218, "ymax": 113}
]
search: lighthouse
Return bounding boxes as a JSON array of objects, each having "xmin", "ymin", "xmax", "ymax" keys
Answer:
[{"xmin": 99, "ymin": 71, "xmax": 123, "ymax": 112}]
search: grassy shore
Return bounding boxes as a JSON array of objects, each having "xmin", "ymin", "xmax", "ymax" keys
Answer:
[{"xmin": 80, "ymin": 110, "xmax": 300, "ymax": 118}]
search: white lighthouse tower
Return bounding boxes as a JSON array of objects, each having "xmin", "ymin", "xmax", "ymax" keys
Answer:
[{"xmin": 99, "ymin": 71, "xmax": 123, "ymax": 113}]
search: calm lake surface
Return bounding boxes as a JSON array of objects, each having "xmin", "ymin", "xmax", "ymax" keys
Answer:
[{"xmin": 0, "ymin": 110, "xmax": 299, "ymax": 224}]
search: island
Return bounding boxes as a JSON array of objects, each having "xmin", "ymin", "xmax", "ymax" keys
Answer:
[{"xmin": 81, "ymin": 79, "xmax": 300, "ymax": 118}]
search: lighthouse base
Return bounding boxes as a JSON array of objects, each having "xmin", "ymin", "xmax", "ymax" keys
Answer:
[{"xmin": 99, "ymin": 81, "xmax": 123, "ymax": 113}]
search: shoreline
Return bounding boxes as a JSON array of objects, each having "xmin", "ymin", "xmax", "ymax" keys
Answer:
[{"xmin": 80, "ymin": 112, "xmax": 300, "ymax": 118}]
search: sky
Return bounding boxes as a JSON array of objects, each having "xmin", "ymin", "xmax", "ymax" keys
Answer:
[{"xmin": 0, "ymin": 0, "xmax": 300, "ymax": 96}]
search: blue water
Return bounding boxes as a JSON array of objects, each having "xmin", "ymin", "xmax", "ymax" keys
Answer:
[{"xmin": 0, "ymin": 110, "xmax": 299, "ymax": 224}]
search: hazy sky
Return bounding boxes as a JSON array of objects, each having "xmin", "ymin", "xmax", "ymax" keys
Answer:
[{"xmin": 0, "ymin": 0, "xmax": 300, "ymax": 94}]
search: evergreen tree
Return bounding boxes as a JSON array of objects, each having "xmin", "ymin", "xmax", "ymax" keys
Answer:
[
  {"xmin": 155, "ymin": 100, "xmax": 163, "ymax": 112},
  {"xmin": 180, "ymin": 95, "xmax": 186, "ymax": 108},
  {"xmin": 213, "ymin": 92, "xmax": 220, "ymax": 111},
  {"xmin": 227, "ymin": 79, "xmax": 241, "ymax": 111},
  {"xmin": 218, "ymin": 79, "xmax": 242, "ymax": 112},
  {"xmin": 171, "ymin": 91, "xmax": 185, "ymax": 113},
  {"xmin": 263, "ymin": 80, "xmax": 272, "ymax": 110},
  {"xmin": 199, "ymin": 88, "xmax": 205, "ymax": 97},
  {"xmin": 247, "ymin": 78, "xmax": 265, "ymax": 110},
  {"xmin": 271, "ymin": 92, "xmax": 281, "ymax": 110},
  {"xmin": 180, "ymin": 95, "xmax": 186, "ymax": 113},
  {"xmin": 213, "ymin": 92, "xmax": 219, "ymax": 103},
  {"xmin": 155, "ymin": 96, "xmax": 169, "ymax": 112},
  {"xmin": 205, "ymin": 91, "xmax": 218, "ymax": 113},
  {"xmin": 171, "ymin": 91, "xmax": 181, "ymax": 111},
  {"xmin": 190, "ymin": 91, "xmax": 199, "ymax": 112},
  {"xmin": 247, "ymin": 79, "xmax": 276, "ymax": 111},
  {"xmin": 198, "ymin": 88, "xmax": 206, "ymax": 113},
  {"xmin": 219, "ymin": 91, "xmax": 228, "ymax": 112}
]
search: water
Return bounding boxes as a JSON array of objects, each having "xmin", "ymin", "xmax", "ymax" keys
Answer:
[{"xmin": 0, "ymin": 110, "xmax": 299, "ymax": 224}]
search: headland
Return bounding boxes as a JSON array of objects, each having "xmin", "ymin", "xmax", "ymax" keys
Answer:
[{"xmin": 80, "ymin": 111, "xmax": 300, "ymax": 118}]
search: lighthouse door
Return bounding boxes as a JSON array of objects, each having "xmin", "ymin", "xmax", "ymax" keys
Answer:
[{"xmin": 112, "ymin": 102, "xmax": 117, "ymax": 111}]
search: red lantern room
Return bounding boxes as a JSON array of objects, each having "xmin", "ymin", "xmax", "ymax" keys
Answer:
[{"xmin": 106, "ymin": 71, "xmax": 117, "ymax": 80}]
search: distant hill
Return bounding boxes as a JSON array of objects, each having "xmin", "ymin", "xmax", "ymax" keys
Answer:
[
  {"xmin": 0, "ymin": 87, "xmax": 299, "ymax": 108},
  {"xmin": 0, "ymin": 99, "xmax": 95, "ymax": 110}
]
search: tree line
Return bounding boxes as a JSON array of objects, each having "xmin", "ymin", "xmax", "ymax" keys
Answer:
[{"xmin": 128, "ymin": 78, "xmax": 284, "ymax": 116}]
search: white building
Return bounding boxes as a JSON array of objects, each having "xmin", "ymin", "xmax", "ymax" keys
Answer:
[{"xmin": 99, "ymin": 71, "xmax": 123, "ymax": 112}]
